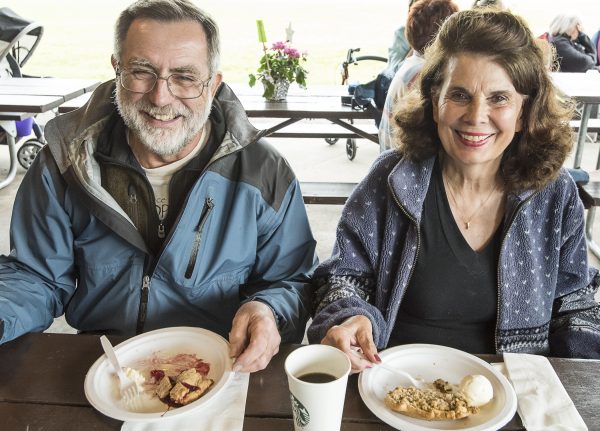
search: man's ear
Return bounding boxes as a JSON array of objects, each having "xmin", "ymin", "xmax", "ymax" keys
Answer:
[
  {"xmin": 111, "ymin": 55, "xmax": 118, "ymax": 71},
  {"xmin": 210, "ymin": 72, "xmax": 223, "ymax": 97}
]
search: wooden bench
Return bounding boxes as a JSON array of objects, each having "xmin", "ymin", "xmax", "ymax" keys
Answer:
[
  {"xmin": 569, "ymin": 118, "xmax": 600, "ymax": 133},
  {"xmin": 0, "ymin": 112, "xmax": 34, "ymax": 121},
  {"xmin": 578, "ymin": 181, "xmax": 600, "ymax": 259},
  {"xmin": 300, "ymin": 182, "xmax": 356, "ymax": 205},
  {"xmin": 57, "ymin": 93, "xmax": 91, "ymax": 113}
]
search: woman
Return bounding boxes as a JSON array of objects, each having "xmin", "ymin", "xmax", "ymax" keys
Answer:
[
  {"xmin": 549, "ymin": 14, "xmax": 598, "ymax": 72},
  {"xmin": 308, "ymin": 9, "xmax": 600, "ymax": 372}
]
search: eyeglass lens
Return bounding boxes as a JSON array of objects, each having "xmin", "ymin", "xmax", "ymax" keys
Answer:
[{"xmin": 120, "ymin": 70, "xmax": 208, "ymax": 99}]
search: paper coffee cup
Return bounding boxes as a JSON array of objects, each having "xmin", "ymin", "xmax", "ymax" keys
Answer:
[{"xmin": 284, "ymin": 344, "xmax": 351, "ymax": 431}]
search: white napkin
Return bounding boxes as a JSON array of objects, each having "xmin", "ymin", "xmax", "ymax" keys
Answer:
[
  {"xmin": 493, "ymin": 353, "xmax": 587, "ymax": 431},
  {"xmin": 121, "ymin": 372, "xmax": 250, "ymax": 431}
]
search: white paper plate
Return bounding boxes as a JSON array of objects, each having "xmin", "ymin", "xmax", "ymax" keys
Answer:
[
  {"xmin": 84, "ymin": 327, "xmax": 233, "ymax": 422},
  {"xmin": 358, "ymin": 344, "xmax": 517, "ymax": 431}
]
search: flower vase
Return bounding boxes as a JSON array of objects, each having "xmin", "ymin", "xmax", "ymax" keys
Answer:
[{"xmin": 263, "ymin": 79, "xmax": 290, "ymax": 102}]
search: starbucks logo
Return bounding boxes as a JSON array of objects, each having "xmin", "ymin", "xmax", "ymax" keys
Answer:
[{"xmin": 290, "ymin": 393, "xmax": 310, "ymax": 427}]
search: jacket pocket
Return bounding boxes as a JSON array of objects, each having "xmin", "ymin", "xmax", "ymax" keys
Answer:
[{"xmin": 185, "ymin": 197, "xmax": 215, "ymax": 279}]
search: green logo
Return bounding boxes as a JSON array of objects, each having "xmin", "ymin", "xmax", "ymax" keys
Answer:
[{"xmin": 290, "ymin": 392, "xmax": 310, "ymax": 427}]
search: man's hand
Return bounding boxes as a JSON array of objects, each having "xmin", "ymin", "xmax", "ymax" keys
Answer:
[
  {"xmin": 321, "ymin": 315, "xmax": 380, "ymax": 373},
  {"xmin": 229, "ymin": 300, "xmax": 281, "ymax": 372}
]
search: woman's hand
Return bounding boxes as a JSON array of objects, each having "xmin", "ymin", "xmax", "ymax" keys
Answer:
[{"xmin": 321, "ymin": 315, "xmax": 381, "ymax": 373}]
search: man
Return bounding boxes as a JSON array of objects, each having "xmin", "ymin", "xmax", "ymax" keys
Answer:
[{"xmin": 0, "ymin": 0, "xmax": 317, "ymax": 372}]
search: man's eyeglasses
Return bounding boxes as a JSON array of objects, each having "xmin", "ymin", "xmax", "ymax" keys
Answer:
[{"xmin": 116, "ymin": 67, "xmax": 212, "ymax": 99}]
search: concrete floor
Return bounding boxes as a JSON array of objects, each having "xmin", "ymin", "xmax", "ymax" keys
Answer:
[{"xmin": 0, "ymin": 118, "xmax": 598, "ymax": 334}]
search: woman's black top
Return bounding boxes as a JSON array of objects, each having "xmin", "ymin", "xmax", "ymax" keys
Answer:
[{"xmin": 388, "ymin": 161, "xmax": 501, "ymax": 353}]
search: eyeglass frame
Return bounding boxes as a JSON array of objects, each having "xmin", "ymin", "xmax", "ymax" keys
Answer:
[{"xmin": 115, "ymin": 63, "xmax": 213, "ymax": 100}]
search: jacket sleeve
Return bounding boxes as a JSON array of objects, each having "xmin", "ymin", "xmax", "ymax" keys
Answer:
[
  {"xmin": 307, "ymin": 156, "xmax": 395, "ymax": 348},
  {"xmin": 554, "ymin": 37, "xmax": 596, "ymax": 71},
  {"xmin": 240, "ymin": 179, "xmax": 318, "ymax": 343},
  {"xmin": 0, "ymin": 150, "xmax": 76, "ymax": 344},
  {"xmin": 305, "ymin": 202, "xmax": 387, "ymax": 347},
  {"xmin": 549, "ymin": 178, "xmax": 600, "ymax": 358}
]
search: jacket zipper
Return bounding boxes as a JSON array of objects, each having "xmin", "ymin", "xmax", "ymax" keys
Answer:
[
  {"xmin": 136, "ymin": 274, "xmax": 151, "ymax": 334},
  {"xmin": 494, "ymin": 192, "xmax": 538, "ymax": 352},
  {"xmin": 89, "ymin": 131, "xmax": 246, "ymax": 333},
  {"xmin": 185, "ymin": 197, "xmax": 215, "ymax": 279},
  {"xmin": 388, "ymin": 184, "xmax": 421, "ymax": 340}
]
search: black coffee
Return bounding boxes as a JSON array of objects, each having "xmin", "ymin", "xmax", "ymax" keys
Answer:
[{"xmin": 297, "ymin": 372, "xmax": 337, "ymax": 383}]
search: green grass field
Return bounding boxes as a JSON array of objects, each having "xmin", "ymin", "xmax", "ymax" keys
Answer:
[{"xmin": 6, "ymin": 0, "xmax": 600, "ymax": 86}]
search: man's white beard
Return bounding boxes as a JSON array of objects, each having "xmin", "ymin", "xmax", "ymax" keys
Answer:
[{"xmin": 115, "ymin": 85, "xmax": 212, "ymax": 158}]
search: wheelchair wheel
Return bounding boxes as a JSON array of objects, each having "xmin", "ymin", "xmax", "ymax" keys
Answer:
[
  {"xmin": 17, "ymin": 139, "xmax": 44, "ymax": 169},
  {"xmin": 346, "ymin": 139, "xmax": 357, "ymax": 161},
  {"xmin": 325, "ymin": 138, "xmax": 338, "ymax": 145}
]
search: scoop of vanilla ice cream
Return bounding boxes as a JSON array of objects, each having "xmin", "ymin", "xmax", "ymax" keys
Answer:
[
  {"xmin": 459, "ymin": 374, "xmax": 493, "ymax": 407},
  {"xmin": 123, "ymin": 367, "xmax": 146, "ymax": 391}
]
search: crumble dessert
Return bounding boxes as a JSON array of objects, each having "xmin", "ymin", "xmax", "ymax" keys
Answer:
[{"xmin": 384, "ymin": 378, "xmax": 480, "ymax": 420}]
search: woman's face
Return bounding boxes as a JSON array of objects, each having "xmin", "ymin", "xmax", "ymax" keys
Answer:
[{"xmin": 432, "ymin": 53, "xmax": 525, "ymax": 172}]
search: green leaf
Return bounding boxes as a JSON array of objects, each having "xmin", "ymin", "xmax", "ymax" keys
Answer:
[
  {"xmin": 262, "ymin": 80, "xmax": 275, "ymax": 99},
  {"xmin": 249, "ymin": 74, "xmax": 256, "ymax": 87}
]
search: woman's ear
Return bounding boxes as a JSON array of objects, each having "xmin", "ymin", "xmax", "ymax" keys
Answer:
[{"xmin": 515, "ymin": 97, "xmax": 528, "ymax": 133}]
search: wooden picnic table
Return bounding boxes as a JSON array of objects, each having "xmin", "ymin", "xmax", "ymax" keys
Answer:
[
  {"xmin": 551, "ymin": 71, "xmax": 600, "ymax": 169},
  {"xmin": 0, "ymin": 332, "xmax": 599, "ymax": 430},
  {"xmin": 0, "ymin": 77, "xmax": 100, "ymax": 189}
]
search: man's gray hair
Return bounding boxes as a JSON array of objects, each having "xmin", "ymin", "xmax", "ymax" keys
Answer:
[
  {"xmin": 549, "ymin": 14, "xmax": 580, "ymax": 37},
  {"xmin": 114, "ymin": 0, "xmax": 220, "ymax": 75}
]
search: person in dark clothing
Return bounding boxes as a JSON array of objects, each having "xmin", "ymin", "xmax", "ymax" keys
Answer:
[
  {"xmin": 549, "ymin": 14, "xmax": 598, "ymax": 72},
  {"xmin": 308, "ymin": 9, "xmax": 600, "ymax": 372}
]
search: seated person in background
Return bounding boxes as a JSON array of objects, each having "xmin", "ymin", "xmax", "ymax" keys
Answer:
[
  {"xmin": 0, "ymin": 0, "xmax": 317, "ymax": 373},
  {"xmin": 592, "ymin": 28, "xmax": 600, "ymax": 66},
  {"xmin": 549, "ymin": 13, "xmax": 598, "ymax": 72},
  {"xmin": 379, "ymin": 0, "xmax": 459, "ymax": 150},
  {"xmin": 308, "ymin": 8, "xmax": 600, "ymax": 372},
  {"xmin": 471, "ymin": 0, "xmax": 504, "ymax": 8},
  {"xmin": 386, "ymin": 0, "xmax": 419, "ymax": 73}
]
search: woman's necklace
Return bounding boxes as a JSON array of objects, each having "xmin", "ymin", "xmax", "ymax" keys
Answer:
[{"xmin": 443, "ymin": 173, "xmax": 498, "ymax": 230}]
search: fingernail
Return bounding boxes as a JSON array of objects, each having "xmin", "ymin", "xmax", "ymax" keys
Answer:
[
  {"xmin": 232, "ymin": 363, "xmax": 242, "ymax": 372},
  {"xmin": 374, "ymin": 354, "xmax": 382, "ymax": 363}
]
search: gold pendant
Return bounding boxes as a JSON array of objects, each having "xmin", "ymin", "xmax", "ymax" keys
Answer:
[{"xmin": 466, "ymin": 221, "xmax": 471, "ymax": 230}]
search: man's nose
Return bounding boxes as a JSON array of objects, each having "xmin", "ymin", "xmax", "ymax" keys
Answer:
[{"xmin": 146, "ymin": 77, "xmax": 175, "ymax": 107}]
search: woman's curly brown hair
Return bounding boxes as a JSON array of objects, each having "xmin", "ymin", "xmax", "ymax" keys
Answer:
[{"xmin": 393, "ymin": 9, "xmax": 575, "ymax": 193}]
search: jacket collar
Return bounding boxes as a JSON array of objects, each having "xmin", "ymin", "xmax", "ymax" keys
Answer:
[
  {"xmin": 387, "ymin": 154, "xmax": 537, "ymax": 223},
  {"xmin": 387, "ymin": 156, "xmax": 435, "ymax": 223}
]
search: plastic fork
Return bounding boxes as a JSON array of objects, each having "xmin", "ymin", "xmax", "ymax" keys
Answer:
[
  {"xmin": 351, "ymin": 347, "xmax": 428, "ymax": 389},
  {"xmin": 100, "ymin": 335, "xmax": 141, "ymax": 410},
  {"xmin": 375, "ymin": 362, "xmax": 429, "ymax": 389}
]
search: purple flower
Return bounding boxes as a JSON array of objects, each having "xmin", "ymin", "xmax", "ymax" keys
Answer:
[
  {"xmin": 284, "ymin": 47, "xmax": 300, "ymax": 58},
  {"xmin": 271, "ymin": 41, "xmax": 286, "ymax": 50}
]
